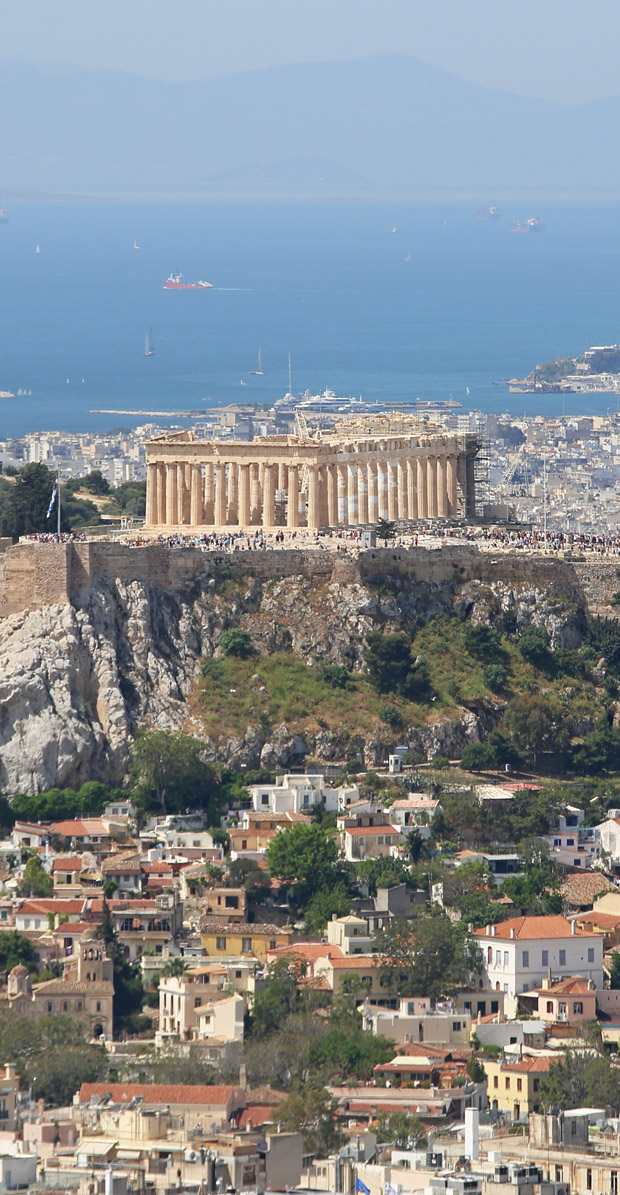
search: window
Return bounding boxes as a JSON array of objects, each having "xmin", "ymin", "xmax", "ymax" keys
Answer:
[
  {"xmin": 62, "ymin": 1001, "xmax": 68, "ymax": 1012},
  {"xmin": 555, "ymin": 1169, "xmax": 563, "ymax": 1184},
  {"xmin": 493, "ymin": 1076, "xmax": 498, "ymax": 1089},
  {"xmin": 261, "ymin": 794, "xmax": 269, "ymax": 806},
  {"xmin": 586, "ymin": 1170, "xmax": 592, "ymax": 1191},
  {"xmin": 517, "ymin": 1078, "xmax": 522, "ymax": 1092},
  {"xmin": 76, "ymin": 1001, "xmax": 82, "ymax": 1010},
  {"xmin": 588, "ymin": 948, "xmax": 595, "ymax": 963},
  {"xmin": 47, "ymin": 1002, "xmax": 53, "ymax": 1012},
  {"xmin": 503, "ymin": 951, "xmax": 509, "ymax": 967},
  {"xmin": 490, "ymin": 1001, "xmax": 498, "ymax": 1014},
  {"xmin": 236, "ymin": 970, "xmax": 242, "ymax": 978},
  {"xmin": 547, "ymin": 1001, "xmax": 554, "ymax": 1013},
  {"xmin": 269, "ymin": 939, "xmax": 276, "ymax": 950},
  {"xmin": 216, "ymin": 937, "xmax": 226, "ymax": 951},
  {"xmin": 533, "ymin": 1078, "xmax": 539, "ymax": 1092},
  {"xmin": 487, "ymin": 946, "xmax": 493, "ymax": 964},
  {"xmin": 559, "ymin": 950, "xmax": 566, "ymax": 967},
  {"xmin": 522, "ymin": 951, "xmax": 529, "ymax": 968},
  {"xmin": 567, "ymin": 838, "xmax": 575, "ymax": 846},
  {"xmin": 452, "ymin": 1022, "xmax": 461, "ymax": 1031},
  {"xmin": 505, "ymin": 1077, "xmax": 510, "ymax": 1089},
  {"xmin": 559, "ymin": 1002, "xmax": 567, "ymax": 1017},
  {"xmin": 194, "ymin": 997, "xmax": 202, "ymax": 1008},
  {"xmin": 574, "ymin": 1001, "xmax": 583, "ymax": 1015},
  {"xmin": 542, "ymin": 950, "xmax": 548, "ymax": 967},
  {"xmin": 96, "ymin": 1001, "xmax": 101, "ymax": 1012},
  {"xmin": 612, "ymin": 1173, "xmax": 618, "ymax": 1195},
  {"xmin": 242, "ymin": 938, "xmax": 251, "ymax": 954}
]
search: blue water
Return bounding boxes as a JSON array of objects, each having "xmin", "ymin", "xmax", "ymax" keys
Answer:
[{"xmin": 2, "ymin": 199, "xmax": 620, "ymax": 437}]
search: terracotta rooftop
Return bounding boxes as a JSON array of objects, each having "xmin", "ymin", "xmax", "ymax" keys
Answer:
[
  {"xmin": 51, "ymin": 820, "xmax": 108, "ymax": 837},
  {"xmin": 79, "ymin": 1082, "xmax": 239, "ymax": 1106},
  {"xmin": 576, "ymin": 911, "xmax": 620, "ymax": 929},
  {"xmin": 53, "ymin": 858, "xmax": 83, "ymax": 871},
  {"xmin": 344, "ymin": 825, "xmax": 400, "ymax": 836},
  {"xmin": 238, "ymin": 1106, "xmax": 277, "ymax": 1128},
  {"xmin": 473, "ymin": 915, "xmax": 596, "ymax": 940},
  {"xmin": 561, "ymin": 873, "xmax": 617, "ymax": 906},
  {"xmin": 201, "ymin": 921, "xmax": 289, "ymax": 935},
  {"xmin": 535, "ymin": 975, "xmax": 595, "ymax": 995}
]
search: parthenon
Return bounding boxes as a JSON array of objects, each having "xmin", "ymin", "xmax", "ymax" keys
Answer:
[{"xmin": 143, "ymin": 416, "xmax": 480, "ymax": 532}]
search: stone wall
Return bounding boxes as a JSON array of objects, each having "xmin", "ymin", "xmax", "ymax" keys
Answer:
[{"xmin": 0, "ymin": 541, "xmax": 616, "ymax": 620}]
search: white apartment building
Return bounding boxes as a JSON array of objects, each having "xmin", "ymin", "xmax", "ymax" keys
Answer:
[
  {"xmin": 326, "ymin": 914, "xmax": 373, "ymax": 955},
  {"xmin": 249, "ymin": 773, "xmax": 354, "ymax": 815},
  {"xmin": 472, "ymin": 915, "xmax": 604, "ymax": 1013}
]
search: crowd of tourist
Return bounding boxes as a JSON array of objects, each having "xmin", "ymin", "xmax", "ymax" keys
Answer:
[{"xmin": 19, "ymin": 525, "xmax": 620, "ymax": 556}]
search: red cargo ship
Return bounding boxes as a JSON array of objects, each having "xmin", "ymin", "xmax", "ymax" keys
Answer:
[{"xmin": 163, "ymin": 273, "xmax": 213, "ymax": 290}]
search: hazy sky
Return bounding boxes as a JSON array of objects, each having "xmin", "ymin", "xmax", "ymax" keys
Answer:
[{"xmin": 4, "ymin": 0, "xmax": 617, "ymax": 105}]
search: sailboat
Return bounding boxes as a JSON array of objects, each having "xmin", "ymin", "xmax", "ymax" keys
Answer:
[
  {"xmin": 134, "ymin": 240, "xmax": 140, "ymax": 250},
  {"xmin": 404, "ymin": 251, "xmax": 412, "ymax": 262},
  {"xmin": 250, "ymin": 348, "xmax": 266, "ymax": 376},
  {"xmin": 35, "ymin": 245, "xmax": 40, "ymax": 254},
  {"xmin": 144, "ymin": 328, "xmax": 155, "ymax": 358}
]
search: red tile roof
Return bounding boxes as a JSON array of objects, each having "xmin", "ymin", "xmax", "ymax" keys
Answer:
[
  {"xmin": 473, "ymin": 915, "xmax": 596, "ymax": 940},
  {"xmin": 53, "ymin": 858, "xmax": 83, "ymax": 871},
  {"xmin": 79, "ymin": 1083, "xmax": 239, "ymax": 1106},
  {"xmin": 238, "ymin": 1105, "xmax": 277, "ymax": 1128},
  {"xmin": 344, "ymin": 825, "xmax": 399, "ymax": 837}
]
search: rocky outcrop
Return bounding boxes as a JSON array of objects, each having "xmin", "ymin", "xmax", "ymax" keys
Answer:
[{"xmin": 0, "ymin": 565, "xmax": 589, "ymax": 794}]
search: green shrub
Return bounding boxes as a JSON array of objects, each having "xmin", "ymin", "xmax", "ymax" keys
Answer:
[
  {"xmin": 464, "ymin": 625, "xmax": 501, "ymax": 659},
  {"xmin": 220, "ymin": 628, "xmax": 255, "ymax": 658},
  {"xmin": 483, "ymin": 663, "xmax": 508, "ymax": 692},
  {"xmin": 319, "ymin": 664, "xmax": 351, "ymax": 689},
  {"xmin": 379, "ymin": 704, "xmax": 403, "ymax": 728}
]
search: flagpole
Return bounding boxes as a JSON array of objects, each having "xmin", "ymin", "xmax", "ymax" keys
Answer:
[{"xmin": 57, "ymin": 471, "xmax": 61, "ymax": 537}]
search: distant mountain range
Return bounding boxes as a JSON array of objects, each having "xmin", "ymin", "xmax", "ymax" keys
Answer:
[{"xmin": 2, "ymin": 53, "xmax": 620, "ymax": 194}]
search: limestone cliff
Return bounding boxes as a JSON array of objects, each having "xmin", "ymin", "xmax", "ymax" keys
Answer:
[{"xmin": 0, "ymin": 555, "xmax": 588, "ymax": 795}]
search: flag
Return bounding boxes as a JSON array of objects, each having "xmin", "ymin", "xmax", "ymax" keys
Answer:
[
  {"xmin": 356, "ymin": 1181, "xmax": 370, "ymax": 1195},
  {"xmin": 46, "ymin": 480, "xmax": 57, "ymax": 519},
  {"xmin": 385, "ymin": 1184, "xmax": 398, "ymax": 1195}
]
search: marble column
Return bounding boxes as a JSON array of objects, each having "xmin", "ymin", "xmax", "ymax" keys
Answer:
[
  {"xmin": 357, "ymin": 460, "xmax": 368, "ymax": 524},
  {"xmin": 327, "ymin": 464, "xmax": 338, "ymax": 526},
  {"xmin": 397, "ymin": 461, "xmax": 408, "ymax": 520},
  {"xmin": 367, "ymin": 461, "xmax": 378, "ymax": 523},
  {"xmin": 437, "ymin": 456, "xmax": 447, "ymax": 518},
  {"xmin": 319, "ymin": 467, "xmax": 329, "ymax": 527},
  {"xmin": 417, "ymin": 457, "xmax": 428, "ymax": 519},
  {"xmin": 227, "ymin": 463, "xmax": 238, "ymax": 525},
  {"xmin": 377, "ymin": 460, "xmax": 389, "ymax": 518},
  {"xmin": 287, "ymin": 465, "xmax": 299, "ymax": 528},
  {"xmin": 190, "ymin": 464, "xmax": 203, "ymax": 526},
  {"xmin": 347, "ymin": 464, "xmax": 358, "ymax": 525},
  {"xmin": 407, "ymin": 459, "xmax": 417, "ymax": 519},
  {"xmin": 277, "ymin": 462, "xmax": 287, "ymax": 492},
  {"xmin": 146, "ymin": 463, "xmax": 157, "ymax": 525},
  {"xmin": 250, "ymin": 464, "xmax": 261, "ymax": 525},
  {"xmin": 426, "ymin": 456, "xmax": 438, "ymax": 518},
  {"xmin": 177, "ymin": 463, "xmax": 188, "ymax": 524},
  {"xmin": 204, "ymin": 462, "xmax": 215, "ymax": 525},
  {"xmin": 387, "ymin": 462, "xmax": 398, "ymax": 520},
  {"xmin": 166, "ymin": 462, "xmax": 178, "ymax": 526},
  {"xmin": 262, "ymin": 464, "xmax": 276, "ymax": 526},
  {"xmin": 447, "ymin": 456, "xmax": 458, "ymax": 516},
  {"xmin": 238, "ymin": 464, "xmax": 251, "ymax": 527},
  {"xmin": 337, "ymin": 464, "xmax": 348, "ymax": 524},
  {"xmin": 214, "ymin": 463, "xmax": 227, "ymax": 526},
  {"xmin": 156, "ymin": 462, "xmax": 166, "ymax": 526},
  {"xmin": 307, "ymin": 465, "xmax": 320, "ymax": 530},
  {"xmin": 457, "ymin": 453, "xmax": 468, "ymax": 517}
]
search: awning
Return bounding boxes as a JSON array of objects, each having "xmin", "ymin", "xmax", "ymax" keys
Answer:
[
  {"xmin": 77, "ymin": 1139, "xmax": 117, "ymax": 1157},
  {"xmin": 116, "ymin": 1149, "xmax": 142, "ymax": 1161}
]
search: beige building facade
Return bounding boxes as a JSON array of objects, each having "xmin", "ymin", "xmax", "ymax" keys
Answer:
[{"xmin": 144, "ymin": 419, "xmax": 479, "ymax": 532}]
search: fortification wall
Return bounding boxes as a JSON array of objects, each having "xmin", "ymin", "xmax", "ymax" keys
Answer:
[{"xmin": 0, "ymin": 541, "xmax": 615, "ymax": 620}]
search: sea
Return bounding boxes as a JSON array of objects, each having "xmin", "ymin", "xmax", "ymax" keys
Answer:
[{"xmin": 2, "ymin": 197, "xmax": 620, "ymax": 438}]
